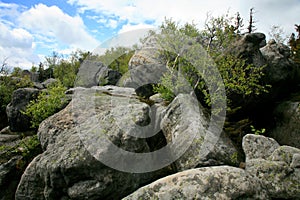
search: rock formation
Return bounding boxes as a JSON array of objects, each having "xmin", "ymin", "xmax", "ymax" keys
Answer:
[{"xmin": 6, "ymin": 88, "xmax": 40, "ymax": 132}]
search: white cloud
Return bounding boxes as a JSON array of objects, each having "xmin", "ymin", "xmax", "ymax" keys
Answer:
[
  {"xmin": 18, "ymin": 4, "xmax": 99, "ymax": 51},
  {"xmin": 0, "ymin": 21, "xmax": 38, "ymax": 69},
  {"xmin": 108, "ymin": 19, "xmax": 118, "ymax": 29},
  {"xmin": 238, "ymin": 0, "xmax": 300, "ymax": 36},
  {"xmin": 68, "ymin": 0, "xmax": 240, "ymax": 28},
  {"xmin": 119, "ymin": 23, "xmax": 155, "ymax": 34},
  {"xmin": 68, "ymin": 0, "xmax": 300, "ymax": 38}
]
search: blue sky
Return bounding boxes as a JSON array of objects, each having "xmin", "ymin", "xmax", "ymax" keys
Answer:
[{"xmin": 1, "ymin": 0, "xmax": 300, "ymax": 69}]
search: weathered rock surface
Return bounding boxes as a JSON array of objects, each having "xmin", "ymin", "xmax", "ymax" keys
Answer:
[
  {"xmin": 6, "ymin": 88, "xmax": 40, "ymax": 132},
  {"xmin": 161, "ymin": 94, "xmax": 241, "ymax": 170},
  {"xmin": 128, "ymin": 36, "xmax": 162, "ymax": 69},
  {"xmin": 15, "ymin": 86, "xmax": 172, "ymax": 200},
  {"xmin": 243, "ymin": 134, "xmax": 300, "ymax": 199},
  {"xmin": 118, "ymin": 63, "xmax": 168, "ymax": 98},
  {"xmin": 76, "ymin": 60, "xmax": 121, "ymax": 87},
  {"xmin": 261, "ymin": 40, "xmax": 298, "ymax": 85},
  {"xmin": 42, "ymin": 78, "xmax": 58, "ymax": 88},
  {"xmin": 0, "ymin": 156, "xmax": 24, "ymax": 200},
  {"xmin": 242, "ymin": 134, "xmax": 280, "ymax": 162},
  {"xmin": 124, "ymin": 134, "xmax": 300, "ymax": 200},
  {"xmin": 97, "ymin": 65, "xmax": 122, "ymax": 86},
  {"xmin": 123, "ymin": 166, "xmax": 270, "ymax": 200},
  {"xmin": 270, "ymin": 99, "xmax": 300, "ymax": 148},
  {"xmin": 0, "ymin": 134, "xmax": 42, "ymax": 200},
  {"xmin": 228, "ymin": 32, "xmax": 266, "ymax": 66},
  {"xmin": 0, "ymin": 112, "xmax": 8, "ymax": 131}
]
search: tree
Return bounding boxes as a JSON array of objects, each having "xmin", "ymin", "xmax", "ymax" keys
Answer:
[
  {"xmin": 151, "ymin": 16, "xmax": 268, "ymax": 110},
  {"xmin": 30, "ymin": 65, "xmax": 38, "ymax": 73},
  {"xmin": 38, "ymin": 62, "xmax": 45, "ymax": 82},
  {"xmin": 289, "ymin": 24, "xmax": 300, "ymax": 64},
  {"xmin": 269, "ymin": 25, "xmax": 287, "ymax": 44},
  {"xmin": 45, "ymin": 51, "xmax": 60, "ymax": 79},
  {"xmin": 53, "ymin": 50, "xmax": 88, "ymax": 88},
  {"xmin": 0, "ymin": 57, "xmax": 10, "ymax": 75},
  {"xmin": 11, "ymin": 67, "xmax": 23, "ymax": 77},
  {"xmin": 247, "ymin": 8, "xmax": 257, "ymax": 33},
  {"xmin": 97, "ymin": 46, "xmax": 135, "ymax": 74}
]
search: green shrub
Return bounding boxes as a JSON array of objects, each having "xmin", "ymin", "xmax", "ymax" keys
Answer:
[
  {"xmin": 151, "ymin": 16, "xmax": 270, "ymax": 112},
  {"xmin": 23, "ymin": 81, "xmax": 67, "ymax": 128}
]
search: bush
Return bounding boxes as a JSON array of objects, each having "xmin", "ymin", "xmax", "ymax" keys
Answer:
[
  {"xmin": 23, "ymin": 81, "xmax": 67, "ymax": 128},
  {"xmin": 151, "ymin": 16, "xmax": 269, "ymax": 111}
]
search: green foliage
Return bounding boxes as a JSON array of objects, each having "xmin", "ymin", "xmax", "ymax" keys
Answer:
[
  {"xmin": 97, "ymin": 46, "xmax": 135, "ymax": 74},
  {"xmin": 0, "ymin": 135, "xmax": 42, "ymax": 166},
  {"xmin": 14, "ymin": 135, "xmax": 41, "ymax": 159},
  {"xmin": 153, "ymin": 73, "xmax": 177, "ymax": 102},
  {"xmin": 43, "ymin": 50, "xmax": 88, "ymax": 87},
  {"xmin": 11, "ymin": 67, "xmax": 23, "ymax": 77},
  {"xmin": 250, "ymin": 125, "xmax": 266, "ymax": 135},
  {"xmin": 152, "ymin": 16, "xmax": 269, "ymax": 113},
  {"xmin": 53, "ymin": 59, "xmax": 79, "ymax": 88},
  {"xmin": 23, "ymin": 81, "xmax": 67, "ymax": 128}
]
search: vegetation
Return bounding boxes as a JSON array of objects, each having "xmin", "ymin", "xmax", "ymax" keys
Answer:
[
  {"xmin": 289, "ymin": 24, "xmax": 300, "ymax": 64},
  {"xmin": 40, "ymin": 50, "xmax": 90, "ymax": 87},
  {"xmin": 0, "ymin": 74, "xmax": 33, "ymax": 114},
  {"xmin": 23, "ymin": 81, "xmax": 67, "ymax": 128},
  {"xmin": 96, "ymin": 46, "xmax": 135, "ymax": 74},
  {"xmin": 147, "ymin": 13, "xmax": 273, "ymax": 145},
  {"xmin": 0, "ymin": 135, "xmax": 42, "ymax": 169},
  {"xmin": 152, "ymin": 14, "xmax": 269, "ymax": 112}
]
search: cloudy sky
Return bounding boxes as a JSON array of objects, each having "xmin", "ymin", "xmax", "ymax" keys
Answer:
[{"xmin": 1, "ymin": 0, "xmax": 300, "ymax": 69}]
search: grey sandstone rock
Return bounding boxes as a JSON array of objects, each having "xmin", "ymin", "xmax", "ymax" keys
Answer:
[
  {"xmin": 128, "ymin": 36, "xmax": 162, "ymax": 69},
  {"xmin": 270, "ymin": 100, "xmax": 300, "ymax": 148},
  {"xmin": 123, "ymin": 166, "xmax": 270, "ymax": 200},
  {"xmin": 243, "ymin": 134, "xmax": 300, "ymax": 199},
  {"xmin": 0, "ymin": 156, "xmax": 23, "ymax": 200},
  {"xmin": 242, "ymin": 134, "xmax": 280, "ymax": 162},
  {"xmin": 118, "ymin": 63, "xmax": 168, "ymax": 98},
  {"xmin": 15, "ymin": 86, "xmax": 172, "ymax": 200},
  {"xmin": 161, "ymin": 94, "xmax": 241, "ymax": 170},
  {"xmin": 261, "ymin": 40, "xmax": 296, "ymax": 84},
  {"xmin": 41, "ymin": 78, "xmax": 58, "ymax": 88},
  {"xmin": 6, "ymin": 88, "xmax": 40, "ymax": 132},
  {"xmin": 76, "ymin": 61, "xmax": 121, "ymax": 87}
]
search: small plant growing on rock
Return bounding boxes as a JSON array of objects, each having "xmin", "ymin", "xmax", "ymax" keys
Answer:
[{"xmin": 250, "ymin": 125, "xmax": 266, "ymax": 135}]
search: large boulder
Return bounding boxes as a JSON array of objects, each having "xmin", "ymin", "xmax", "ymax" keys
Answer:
[
  {"xmin": 118, "ymin": 63, "xmax": 168, "ymax": 98},
  {"xmin": 261, "ymin": 40, "xmax": 298, "ymax": 86},
  {"xmin": 243, "ymin": 134, "xmax": 300, "ymax": 199},
  {"xmin": 0, "ymin": 156, "xmax": 24, "ymax": 200},
  {"xmin": 76, "ymin": 60, "xmax": 121, "ymax": 87},
  {"xmin": 161, "ymin": 94, "xmax": 242, "ymax": 170},
  {"xmin": 15, "ymin": 86, "xmax": 172, "ymax": 200},
  {"xmin": 41, "ymin": 78, "xmax": 58, "ymax": 88},
  {"xmin": 227, "ymin": 32, "xmax": 266, "ymax": 66},
  {"xmin": 97, "ymin": 66, "xmax": 122, "ymax": 86},
  {"xmin": 0, "ymin": 134, "xmax": 42, "ymax": 200},
  {"xmin": 0, "ymin": 112, "xmax": 8, "ymax": 131},
  {"xmin": 123, "ymin": 166, "xmax": 270, "ymax": 200},
  {"xmin": 270, "ymin": 98, "xmax": 300, "ymax": 148},
  {"xmin": 128, "ymin": 36, "xmax": 162, "ymax": 70},
  {"xmin": 6, "ymin": 88, "xmax": 40, "ymax": 132}
]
